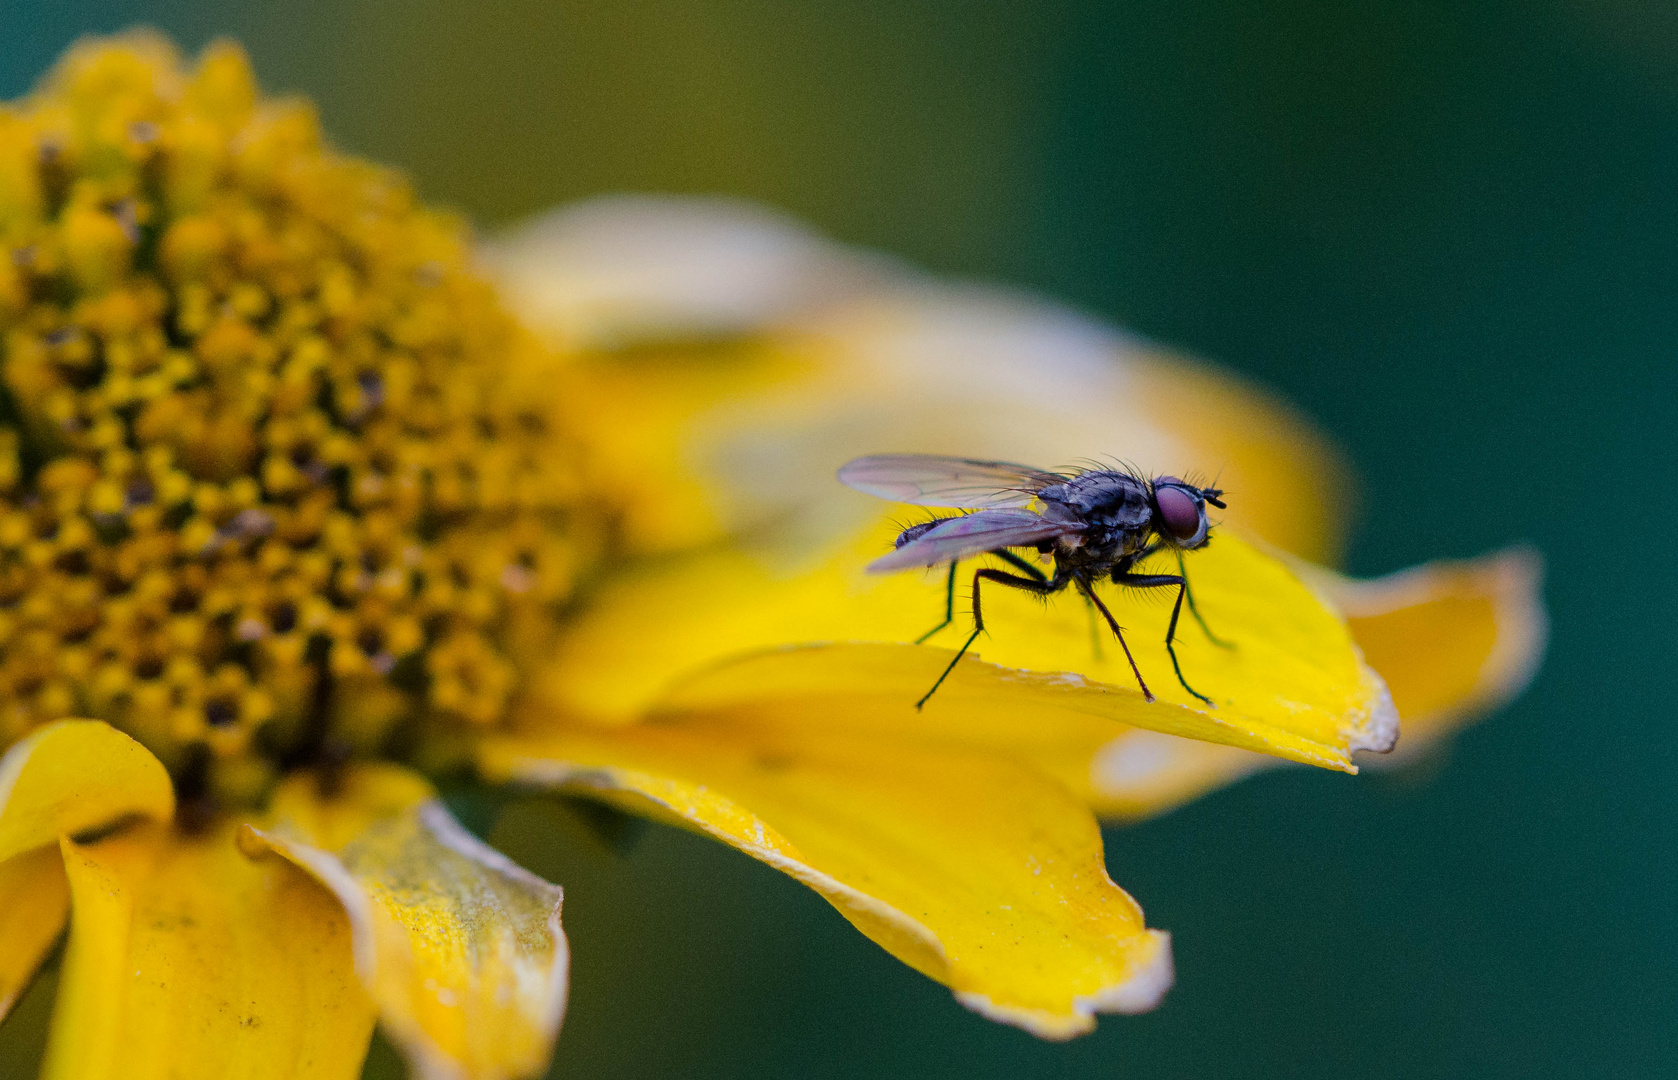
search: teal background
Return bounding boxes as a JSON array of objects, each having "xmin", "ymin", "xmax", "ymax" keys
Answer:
[{"xmin": 1, "ymin": 2, "xmax": 1674, "ymax": 1077}]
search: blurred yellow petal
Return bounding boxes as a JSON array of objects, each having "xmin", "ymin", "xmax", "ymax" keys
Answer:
[
  {"xmin": 240, "ymin": 765, "xmax": 568, "ymax": 1080},
  {"xmin": 538, "ymin": 516, "xmax": 1394, "ymax": 771},
  {"xmin": 484, "ymin": 195, "xmax": 884, "ymax": 350},
  {"xmin": 481, "ymin": 708, "xmax": 1173, "ymax": 1040},
  {"xmin": 486, "ymin": 196, "xmax": 890, "ymax": 554},
  {"xmin": 491, "ymin": 198, "xmax": 1350, "ymax": 561},
  {"xmin": 39, "ymin": 820, "xmax": 373, "ymax": 1080},
  {"xmin": 0, "ymin": 719, "xmax": 173, "ymax": 1023},
  {"xmin": 0, "ymin": 845, "xmax": 68, "ymax": 1021},
  {"xmin": 0, "ymin": 719, "xmax": 175, "ymax": 862},
  {"xmin": 1127, "ymin": 353, "xmax": 1351, "ymax": 565},
  {"xmin": 1086, "ymin": 731, "xmax": 1276, "ymax": 820},
  {"xmin": 1080, "ymin": 547, "xmax": 1547, "ymax": 819},
  {"xmin": 1327, "ymin": 547, "xmax": 1545, "ymax": 761}
]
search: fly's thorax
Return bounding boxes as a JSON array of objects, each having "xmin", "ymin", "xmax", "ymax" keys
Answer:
[
  {"xmin": 1041, "ymin": 472, "xmax": 1152, "ymax": 529},
  {"xmin": 1068, "ymin": 525, "xmax": 1149, "ymax": 568}
]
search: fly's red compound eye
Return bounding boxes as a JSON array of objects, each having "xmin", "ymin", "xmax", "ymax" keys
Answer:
[{"xmin": 1154, "ymin": 484, "xmax": 1202, "ymax": 541}]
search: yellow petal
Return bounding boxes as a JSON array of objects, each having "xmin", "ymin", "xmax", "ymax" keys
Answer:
[
  {"xmin": 0, "ymin": 719, "xmax": 173, "ymax": 1024},
  {"xmin": 38, "ymin": 819, "xmax": 374, "ymax": 1080},
  {"xmin": 492, "ymin": 198, "xmax": 1350, "ymax": 561},
  {"xmin": 0, "ymin": 845, "xmax": 68, "ymax": 1021},
  {"xmin": 480, "ymin": 711, "xmax": 1173, "ymax": 1040},
  {"xmin": 1127, "ymin": 353, "xmax": 1351, "ymax": 565},
  {"xmin": 1324, "ymin": 546, "xmax": 1546, "ymax": 762},
  {"xmin": 0, "ymin": 719, "xmax": 175, "ymax": 862},
  {"xmin": 484, "ymin": 196, "xmax": 880, "ymax": 350},
  {"xmin": 1082, "ymin": 548, "xmax": 1547, "ymax": 819},
  {"xmin": 1085, "ymin": 731, "xmax": 1276, "ymax": 820},
  {"xmin": 239, "ymin": 765, "xmax": 568, "ymax": 1080},
  {"xmin": 537, "ymin": 516, "xmax": 1393, "ymax": 771}
]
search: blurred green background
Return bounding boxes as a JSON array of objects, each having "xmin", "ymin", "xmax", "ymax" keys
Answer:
[{"xmin": 2, "ymin": 1, "xmax": 1674, "ymax": 1077}]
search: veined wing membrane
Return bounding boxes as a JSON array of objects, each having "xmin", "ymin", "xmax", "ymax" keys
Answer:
[
  {"xmin": 866, "ymin": 509, "xmax": 1082, "ymax": 573},
  {"xmin": 838, "ymin": 454, "xmax": 1066, "ymax": 509}
]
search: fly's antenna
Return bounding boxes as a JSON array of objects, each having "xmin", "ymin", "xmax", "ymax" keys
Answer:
[
  {"xmin": 1178, "ymin": 467, "xmax": 1227, "ymax": 508},
  {"xmin": 1202, "ymin": 467, "xmax": 1227, "ymax": 509}
]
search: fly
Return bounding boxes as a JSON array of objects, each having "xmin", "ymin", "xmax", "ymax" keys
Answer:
[{"xmin": 837, "ymin": 453, "xmax": 1231, "ymax": 709}]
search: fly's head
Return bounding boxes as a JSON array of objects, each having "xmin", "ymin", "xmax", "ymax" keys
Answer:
[{"xmin": 1149, "ymin": 476, "xmax": 1225, "ymax": 549}]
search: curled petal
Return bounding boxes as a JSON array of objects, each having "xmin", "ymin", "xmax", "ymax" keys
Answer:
[
  {"xmin": 0, "ymin": 719, "xmax": 175, "ymax": 863},
  {"xmin": 0, "ymin": 719, "xmax": 173, "ymax": 1022},
  {"xmin": 38, "ymin": 820, "xmax": 373, "ymax": 1080},
  {"xmin": 482, "ymin": 714, "xmax": 1172, "ymax": 1039},
  {"xmin": 537, "ymin": 518, "xmax": 1393, "ymax": 772},
  {"xmin": 239, "ymin": 765, "xmax": 568, "ymax": 1080},
  {"xmin": 0, "ymin": 845, "xmax": 68, "ymax": 1021}
]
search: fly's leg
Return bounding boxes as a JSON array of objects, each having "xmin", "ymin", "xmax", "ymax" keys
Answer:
[
  {"xmin": 992, "ymin": 549, "xmax": 1048, "ymax": 583},
  {"xmin": 1113, "ymin": 571, "xmax": 1215, "ymax": 706},
  {"xmin": 1176, "ymin": 550, "xmax": 1234, "ymax": 649},
  {"xmin": 914, "ymin": 561, "xmax": 959, "ymax": 644},
  {"xmin": 917, "ymin": 551, "xmax": 1044, "ymax": 645},
  {"xmin": 1081, "ymin": 584, "xmax": 1155, "ymax": 703},
  {"xmin": 1084, "ymin": 596, "xmax": 1105, "ymax": 661},
  {"xmin": 917, "ymin": 566, "xmax": 1063, "ymax": 710}
]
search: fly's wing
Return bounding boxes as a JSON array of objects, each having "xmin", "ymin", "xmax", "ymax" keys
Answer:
[
  {"xmin": 838, "ymin": 454, "xmax": 1067, "ymax": 509},
  {"xmin": 866, "ymin": 509, "xmax": 1082, "ymax": 573}
]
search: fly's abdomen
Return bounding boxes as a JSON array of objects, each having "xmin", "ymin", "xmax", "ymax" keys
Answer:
[{"xmin": 895, "ymin": 518, "xmax": 955, "ymax": 548}]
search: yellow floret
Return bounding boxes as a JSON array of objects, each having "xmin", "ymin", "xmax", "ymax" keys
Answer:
[{"xmin": 0, "ymin": 33, "xmax": 590, "ymax": 810}]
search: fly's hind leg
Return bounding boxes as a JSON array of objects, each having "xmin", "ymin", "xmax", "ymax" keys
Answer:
[
  {"xmin": 1176, "ymin": 550, "xmax": 1234, "ymax": 649},
  {"xmin": 917, "ymin": 565, "xmax": 1063, "ymax": 710},
  {"xmin": 917, "ymin": 550, "xmax": 1043, "ymax": 644},
  {"xmin": 1113, "ymin": 570, "xmax": 1215, "ymax": 706},
  {"xmin": 915, "ymin": 561, "xmax": 959, "ymax": 644}
]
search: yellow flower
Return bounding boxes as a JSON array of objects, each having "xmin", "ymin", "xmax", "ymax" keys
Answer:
[
  {"xmin": 0, "ymin": 35, "xmax": 573, "ymax": 1079},
  {"xmin": 0, "ymin": 34, "xmax": 1544, "ymax": 1080}
]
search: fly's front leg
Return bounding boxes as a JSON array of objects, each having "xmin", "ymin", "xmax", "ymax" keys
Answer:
[
  {"xmin": 917, "ymin": 566, "xmax": 1063, "ymax": 710},
  {"xmin": 1112, "ymin": 570, "xmax": 1214, "ymax": 706},
  {"xmin": 915, "ymin": 561, "xmax": 959, "ymax": 644},
  {"xmin": 1176, "ymin": 550, "xmax": 1233, "ymax": 649}
]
